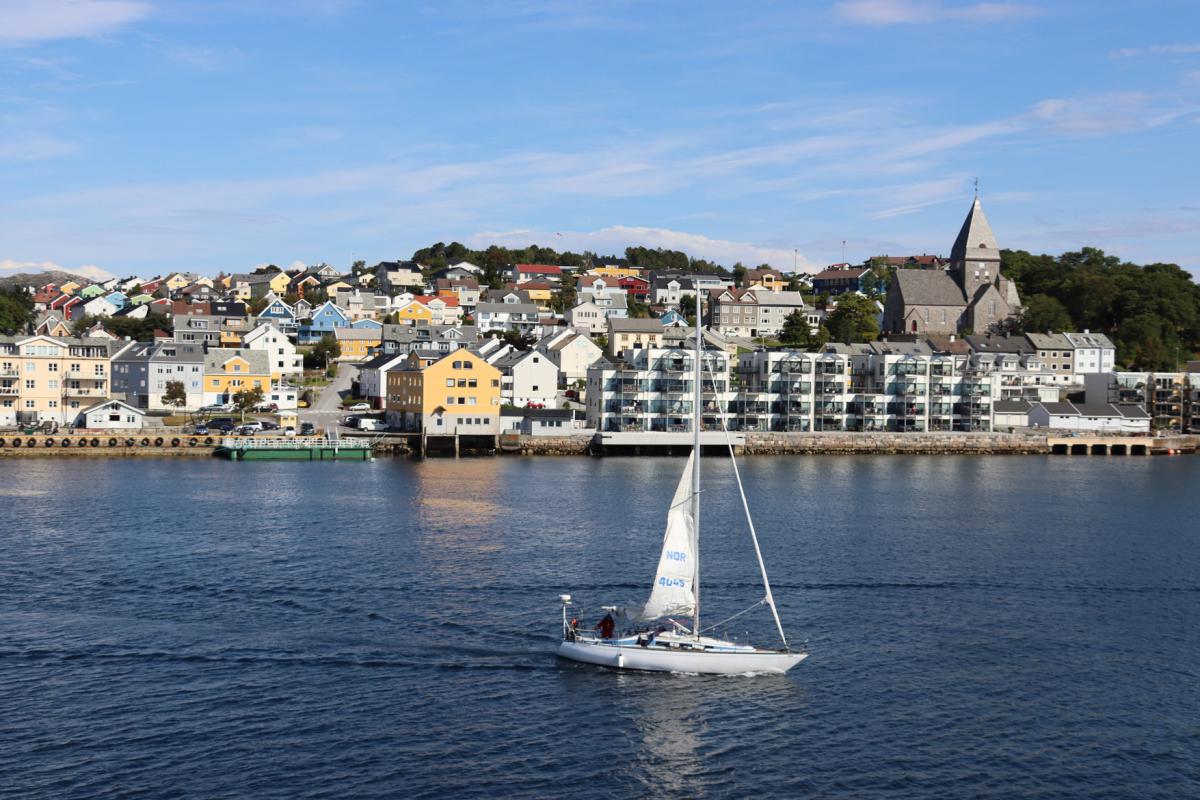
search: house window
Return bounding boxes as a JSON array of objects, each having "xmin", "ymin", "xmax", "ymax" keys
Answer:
[
  {"xmin": 446, "ymin": 378, "xmax": 455, "ymax": 387},
  {"xmin": 25, "ymin": 379, "xmax": 35, "ymax": 389}
]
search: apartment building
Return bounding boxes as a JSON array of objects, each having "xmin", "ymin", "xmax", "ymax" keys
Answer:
[
  {"xmin": 0, "ymin": 334, "xmax": 134, "ymax": 426},
  {"xmin": 385, "ymin": 349, "xmax": 502, "ymax": 435}
]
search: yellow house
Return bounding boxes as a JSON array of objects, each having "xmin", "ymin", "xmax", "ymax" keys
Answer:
[
  {"xmin": 58, "ymin": 280, "xmax": 83, "ymax": 296},
  {"xmin": 0, "ymin": 334, "xmax": 129, "ymax": 426},
  {"xmin": 202, "ymin": 348, "xmax": 272, "ymax": 405},
  {"xmin": 323, "ymin": 279, "xmax": 353, "ymax": 296},
  {"xmin": 385, "ymin": 349, "xmax": 501, "ymax": 435},
  {"xmin": 333, "ymin": 327, "xmax": 382, "ymax": 361},
  {"xmin": 745, "ymin": 268, "xmax": 787, "ymax": 293},
  {"xmin": 588, "ymin": 265, "xmax": 642, "ymax": 279},
  {"xmin": 393, "ymin": 300, "xmax": 435, "ymax": 325},
  {"xmin": 515, "ymin": 282, "xmax": 553, "ymax": 311},
  {"xmin": 163, "ymin": 273, "xmax": 193, "ymax": 292}
]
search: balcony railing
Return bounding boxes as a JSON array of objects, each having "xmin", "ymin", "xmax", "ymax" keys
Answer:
[
  {"xmin": 0, "ymin": 368, "xmax": 19, "ymax": 378},
  {"xmin": 0, "ymin": 386, "xmax": 17, "ymax": 396}
]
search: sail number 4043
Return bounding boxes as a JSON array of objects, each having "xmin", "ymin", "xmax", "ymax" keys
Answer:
[{"xmin": 664, "ymin": 550, "xmax": 688, "ymax": 562}]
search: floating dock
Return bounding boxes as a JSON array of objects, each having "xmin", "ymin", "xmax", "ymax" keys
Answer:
[{"xmin": 214, "ymin": 436, "xmax": 373, "ymax": 461}]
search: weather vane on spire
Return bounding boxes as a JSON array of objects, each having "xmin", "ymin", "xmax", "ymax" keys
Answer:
[{"xmin": 973, "ymin": 177, "xmax": 979, "ymax": 197}]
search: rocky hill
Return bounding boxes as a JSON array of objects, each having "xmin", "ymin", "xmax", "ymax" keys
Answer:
[{"xmin": 0, "ymin": 270, "xmax": 93, "ymax": 289}]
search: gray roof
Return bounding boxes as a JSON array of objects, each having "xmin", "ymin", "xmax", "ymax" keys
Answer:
[
  {"xmin": 753, "ymin": 290, "xmax": 809, "ymax": 308},
  {"xmin": 892, "ymin": 268, "xmax": 965, "ymax": 306},
  {"xmin": 966, "ymin": 334, "xmax": 1033, "ymax": 354},
  {"xmin": 203, "ymin": 348, "xmax": 270, "ymax": 373},
  {"xmin": 1025, "ymin": 332, "xmax": 1073, "ymax": 350},
  {"xmin": 1038, "ymin": 401, "xmax": 1078, "ymax": 415},
  {"xmin": 993, "ymin": 399, "xmax": 1033, "ymax": 413},
  {"xmin": 1064, "ymin": 331, "xmax": 1115, "ymax": 349},
  {"xmin": 608, "ymin": 318, "xmax": 665, "ymax": 334},
  {"xmin": 868, "ymin": 340, "xmax": 933, "ymax": 356},
  {"xmin": 950, "ymin": 196, "xmax": 1001, "ymax": 264}
]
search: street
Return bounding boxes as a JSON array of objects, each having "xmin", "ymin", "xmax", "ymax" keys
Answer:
[{"xmin": 300, "ymin": 362, "xmax": 360, "ymax": 434}]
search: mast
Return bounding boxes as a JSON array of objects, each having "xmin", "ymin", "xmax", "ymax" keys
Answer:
[{"xmin": 692, "ymin": 289, "xmax": 701, "ymax": 639}]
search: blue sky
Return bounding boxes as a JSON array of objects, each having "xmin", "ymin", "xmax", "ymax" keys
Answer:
[{"xmin": 1, "ymin": 0, "xmax": 1198, "ymax": 279}]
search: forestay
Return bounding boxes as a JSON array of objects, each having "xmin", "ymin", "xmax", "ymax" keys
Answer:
[{"xmin": 639, "ymin": 451, "xmax": 697, "ymax": 621}]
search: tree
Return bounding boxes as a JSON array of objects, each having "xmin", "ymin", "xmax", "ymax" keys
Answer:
[
  {"xmin": 232, "ymin": 387, "xmax": 265, "ymax": 422},
  {"xmin": 162, "ymin": 380, "xmax": 187, "ymax": 410},
  {"xmin": 308, "ymin": 334, "xmax": 341, "ymax": 370},
  {"xmin": 779, "ymin": 311, "xmax": 830, "ymax": 350},
  {"xmin": 0, "ymin": 287, "xmax": 35, "ymax": 334},
  {"xmin": 351, "ymin": 260, "xmax": 366, "ymax": 274},
  {"xmin": 825, "ymin": 294, "xmax": 880, "ymax": 343},
  {"xmin": 1015, "ymin": 294, "xmax": 1072, "ymax": 333}
]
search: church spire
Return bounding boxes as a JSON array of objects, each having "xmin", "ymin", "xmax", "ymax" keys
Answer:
[{"xmin": 950, "ymin": 193, "xmax": 1000, "ymax": 266}]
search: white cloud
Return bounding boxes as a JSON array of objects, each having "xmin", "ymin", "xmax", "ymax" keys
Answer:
[
  {"xmin": 1029, "ymin": 93, "xmax": 1199, "ymax": 136},
  {"xmin": 0, "ymin": 259, "xmax": 116, "ymax": 280},
  {"xmin": 467, "ymin": 225, "xmax": 817, "ymax": 273},
  {"xmin": 1109, "ymin": 43, "xmax": 1200, "ymax": 59},
  {"xmin": 834, "ymin": 0, "xmax": 1041, "ymax": 26},
  {"xmin": 0, "ymin": 0, "xmax": 152, "ymax": 46}
]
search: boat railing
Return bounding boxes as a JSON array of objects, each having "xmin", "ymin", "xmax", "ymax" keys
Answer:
[{"xmin": 219, "ymin": 435, "xmax": 364, "ymax": 449}]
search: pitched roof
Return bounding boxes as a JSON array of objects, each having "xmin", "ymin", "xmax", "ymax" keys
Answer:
[
  {"xmin": 1025, "ymin": 332, "xmax": 1073, "ymax": 350},
  {"xmin": 608, "ymin": 318, "xmax": 665, "ymax": 334},
  {"xmin": 950, "ymin": 196, "xmax": 1001, "ymax": 263},
  {"xmin": 892, "ymin": 269, "xmax": 965, "ymax": 306},
  {"xmin": 514, "ymin": 264, "xmax": 562, "ymax": 275},
  {"xmin": 813, "ymin": 267, "xmax": 869, "ymax": 281}
]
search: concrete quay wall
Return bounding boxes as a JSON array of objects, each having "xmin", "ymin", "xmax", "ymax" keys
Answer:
[
  {"xmin": 744, "ymin": 432, "xmax": 1050, "ymax": 455},
  {"xmin": 0, "ymin": 432, "xmax": 215, "ymax": 457}
]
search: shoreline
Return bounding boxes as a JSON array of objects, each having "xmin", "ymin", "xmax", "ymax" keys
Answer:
[{"xmin": 2, "ymin": 431, "xmax": 1196, "ymax": 458}]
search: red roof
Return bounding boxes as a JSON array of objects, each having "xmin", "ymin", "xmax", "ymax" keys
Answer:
[{"xmin": 515, "ymin": 264, "xmax": 562, "ymax": 275}]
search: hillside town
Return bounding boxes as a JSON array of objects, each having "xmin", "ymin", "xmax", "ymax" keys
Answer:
[{"xmin": 2, "ymin": 196, "xmax": 1199, "ymax": 448}]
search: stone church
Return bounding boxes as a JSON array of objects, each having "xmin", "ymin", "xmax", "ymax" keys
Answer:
[{"xmin": 881, "ymin": 195, "xmax": 1021, "ymax": 335}]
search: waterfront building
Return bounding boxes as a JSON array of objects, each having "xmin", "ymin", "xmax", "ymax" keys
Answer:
[
  {"xmin": 0, "ymin": 334, "xmax": 134, "ymax": 426},
  {"xmin": 501, "ymin": 407, "xmax": 590, "ymax": 436},
  {"xmin": 384, "ymin": 349, "xmax": 502, "ymax": 435},
  {"xmin": 358, "ymin": 352, "xmax": 412, "ymax": 409},
  {"xmin": 487, "ymin": 348, "xmax": 559, "ymax": 407},
  {"xmin": 1024, "ymin": 333, "xmax": 1077, "ymax": 384},
  {"xmin": 111, "ymin": 340, "xmax": 206, "ymax": 411},
  {"xmin": 585, "ymin": 345, "xmax": 736, "ymax": 434},
  {"xmin": 1083, "ymin": 371, "xmax": 1194, "ymax": 431},
  {"xmin": 1027, "ymin": 401, "xmax": 1151, "ymax": 433},
  {"xmin": 76, "ymin": 399, "xmax": 146, "ymax": 430},
  {"xmin": 202, "ymin": 348, "xmax": 272, "ymax": 407},
  {"xmin": 881, "ymin": 195, "xmax": 1022, "ymax": 335}
]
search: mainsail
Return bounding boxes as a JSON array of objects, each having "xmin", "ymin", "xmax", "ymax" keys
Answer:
[{"xmin": 639, "ymin": 450, "xmax": 697, "ymax": 621}]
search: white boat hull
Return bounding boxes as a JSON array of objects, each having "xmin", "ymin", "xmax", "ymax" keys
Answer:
[{"xmin": 557, "ymin": 639, "xmax": 807, "ymax": 675}]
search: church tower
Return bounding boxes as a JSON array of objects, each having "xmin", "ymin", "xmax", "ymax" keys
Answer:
[{"xmin": 949, "ymin": 193, "xmax": 1001, "ymax": 300}]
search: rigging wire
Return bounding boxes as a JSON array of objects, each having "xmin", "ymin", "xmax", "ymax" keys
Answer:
[{"xmin": 702, "ymin": 352, "xmax": 791, "ymax": 651}]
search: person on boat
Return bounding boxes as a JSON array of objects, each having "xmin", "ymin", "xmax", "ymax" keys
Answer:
[
  {"xmin": 597, "ymin": 614, "xmax": 615, "ymax": 639},
  {"xmin": 566, "ymin": 617, "xmax": 579, "ymax": 641}
]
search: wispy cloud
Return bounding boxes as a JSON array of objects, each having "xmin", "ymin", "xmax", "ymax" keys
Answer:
[
  {"xmin": 0, "ymin": 132, "xmax": 77, "ymax": 161},
  {"xmin": 834, "ymin": 0, "xmax": 1042, "ymax": 26},
  {"xmin": 1029, "ymin": 93, "xmax": 1200, "ymax": 136},
  {"xmin": 0, "ymin": 0, "xmax": 152, "ymax": 46},
  {"xmin": 468, "ymin": 225, "xmax": 816, "ymax": 271},
  {"xmin": 1109, "ymin": 42, "xmax": 1200, "ymax": 59}
]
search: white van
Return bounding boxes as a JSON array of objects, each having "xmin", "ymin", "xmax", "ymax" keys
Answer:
[{"xmin": 357, "ymin": 418, "xmax": 388, "ymax": 432}]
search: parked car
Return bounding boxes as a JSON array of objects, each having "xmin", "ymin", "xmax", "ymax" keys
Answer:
[
  {"xmin": 201, "ymin": 403, "xmax": 231, "ymax": 413},
  {"xmin": 283, "ymin": 426, "xmax": 296, "ymax": 437},
  {"xmin": 259, "ymin": 420, "xmax": 279, "ymax": 431},
  {"xmin": 241, "ymin": 421, "xmax": 264, "ymax": 433},
  {"xmin": 193, "ymin": 424, "xmax": 210, "ymax": 436},
  {"xmin": 254, "ymin": 402, "xmax": 279, "ymax": 412},
  {"xmin": 347, "ymin": 402, "xmax": 370, "ymax": 412},
  {"xmin": 300, "ymin": 422, "xmax": 316, "ymax": 435},
  {"xmin": 357, "ymin": 418, "xmax": 388, "ymax": 432},
  {"xmin": 209, "ymin": 420, "xmax": 237, "ymax": 433}
]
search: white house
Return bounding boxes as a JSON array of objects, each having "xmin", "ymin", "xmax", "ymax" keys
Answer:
[
  {"xmin": 475, "ymin": 301, "xmax": 540, "ymax": 334},
  {"xmin": 568, "ymin": 300, "xmax": 608, "ymax": 335},
  {"xmin": 538, "ymin": 331, "xmax": 603, "ymax": 385},
  {"xmin": 1028, "ymin": 401, "xmax": 1151, "ymax": 433},
  {"xmin": 1064, "ymin": 331, "xmax": 1117, "ymax": 375},
  {"xmin": 81, "ymin": 296, "xmax": 119, "ymax": 318},
  {"xmin": 242, "ymin": 323, "xmax": 303, "ymax": 380},
  {"xmin": 490, "ymin": 349, "xmax": 560, "ymax": 407},
  {"xmin": 77, "ymin": 399, "xmax": 145, "ymax": 430}
]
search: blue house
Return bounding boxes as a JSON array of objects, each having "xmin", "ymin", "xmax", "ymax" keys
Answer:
[
  {"xmin": 297, "ymin": 300, "xmax": 350, "ymax": 344},
  {"xmin": 257, "ymin": 293, "xmax": 298, "ymax": 335},
  {"xmin": 658, "ymin": 308, "xmax": 687, "ymax": 327},
  {"xmin": 351, "ymin": 318, "xmax": 383, "ymax": 330},
  {"xmin": 104, "ymin": 291, "xmax": 129, "ymax": 309}
]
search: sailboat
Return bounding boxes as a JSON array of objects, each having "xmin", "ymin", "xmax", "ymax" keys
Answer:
[{"xmin": 557, "ymin": 294, "xmax": 806, "ymax": 674}]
